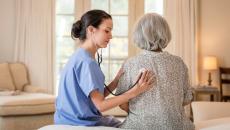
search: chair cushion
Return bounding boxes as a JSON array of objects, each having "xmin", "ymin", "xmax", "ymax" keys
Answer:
[
  {"xmin": 0, "ymin": 92, "xmax": 55, "ymax": 116},
  {"xmin": 9, "ymin": 63, "xmax": 29, "ymax": 91},
  {"xmin": 0, "ymin": 63, "xmax": 15, "ymax": 91}
]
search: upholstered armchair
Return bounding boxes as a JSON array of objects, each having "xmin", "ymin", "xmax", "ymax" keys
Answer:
[{"xmin": 0, "ymin": 62, "xmax": 55, "ymax": 130}]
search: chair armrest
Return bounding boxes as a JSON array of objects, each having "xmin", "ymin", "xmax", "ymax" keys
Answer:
[{"xmin": 23, "ymin": 85, "xmax": 46, "ymax": 93}]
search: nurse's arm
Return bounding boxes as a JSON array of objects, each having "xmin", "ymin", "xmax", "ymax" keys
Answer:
[
  {"xmin": 90, "ymin": 70, "xmax": 153, "ymax": 112},
  {"xmin": 104, "ymin": 67, "xmax": 124, "ymax": 97},
  {"xmin": 104, "ymin": 78, "xmax": 119, "ymax": 97},
  {"xmin": 90, "ymin": 90, "xmax": 134, "ymax": 112}
]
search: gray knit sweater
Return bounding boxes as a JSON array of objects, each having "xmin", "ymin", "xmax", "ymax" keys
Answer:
[{"xmin": 116, "ymin": 50, "xmax": 194, "ymax": 130}]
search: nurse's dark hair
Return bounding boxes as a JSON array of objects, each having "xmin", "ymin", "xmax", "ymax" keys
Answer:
[{"xmin": 71, "ymin": 9, "xmax": 112, "ymax": 41}]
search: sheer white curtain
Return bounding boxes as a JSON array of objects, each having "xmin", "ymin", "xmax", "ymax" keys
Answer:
[
  {"xmin": 164, "ymin": 0, "xmax": 198, "ymax": 85},
  {"xmin": 164, "ymin": 0, "xmax": 198, "ymax": 118},
  {"xmin": 14, "ymin": 0, "xmax": 55, "ymax": 94}
]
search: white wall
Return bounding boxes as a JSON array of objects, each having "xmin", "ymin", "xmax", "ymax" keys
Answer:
[
  {"xmin": 0, "ymin": 0, "xmax": 15, "ymax": 62},
  {"xmin": 198, "ymin": 0, "xmax": 230, "ymax": 87}
]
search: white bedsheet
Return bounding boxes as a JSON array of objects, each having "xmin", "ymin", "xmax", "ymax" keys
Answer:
[
  {"xmin": 39, "ymin": 125, "xmax": 125, "ymax": 130},
  {"xmin": 195, "ymin": 117, "xmax": 230, "ymax": 130}
]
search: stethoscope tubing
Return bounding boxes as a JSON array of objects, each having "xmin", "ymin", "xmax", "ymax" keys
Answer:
[{"xmin": 97, "ymin": 51, "xmax": 142, "ymax": 96}]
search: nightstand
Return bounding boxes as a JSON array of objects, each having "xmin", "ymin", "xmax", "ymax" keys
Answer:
[{"xmin": 193, "ymin": 85, "xmax": 220, "ymax": 101}]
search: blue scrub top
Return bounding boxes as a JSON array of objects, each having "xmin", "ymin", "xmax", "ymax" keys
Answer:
[{"xmin": 54, "ymin": 48, "xmax": 105, "ymax": 126}]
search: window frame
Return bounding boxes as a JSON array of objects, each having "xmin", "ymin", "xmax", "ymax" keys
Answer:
[{"xmin": 55, "ymin": 0, "xmax": 163, "ymax": 94}]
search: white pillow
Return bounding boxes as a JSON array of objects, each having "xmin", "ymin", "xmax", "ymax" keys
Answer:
[
  {"xmin": 0, "ymin": 63, "xmax": 15, "ymax": 91},
  {"xmin": 9, "ymin": 63, "xmax": 29, "ymax": 91}
]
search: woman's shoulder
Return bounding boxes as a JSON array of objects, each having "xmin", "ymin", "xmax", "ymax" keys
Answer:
[
  {"xmin": 68, "ymin": 51, "xmax": 97, "ymax": 69},
  {"xmin": 78, "ymin": 58, "xmax": 98, "ymax": 69},
  {"xmin": 165, "ymin": 53, "xmax": 188, "ymax": 70},
  {"xmin": 164, "ymin": 52, "xmax": 185, "ymax": 63},
  {"xmin": 123, "ymin": 54, "xmax": 143, "ymax": 66}
]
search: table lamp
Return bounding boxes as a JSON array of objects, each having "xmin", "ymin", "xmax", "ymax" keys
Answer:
[{"xmin": 203, "ymin": 56, "xmax": 218, "ymax": 86}]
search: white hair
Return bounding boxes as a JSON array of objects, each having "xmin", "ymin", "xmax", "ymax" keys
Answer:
[{"xmin": 133, "ymin": 13, "xmax": 171, "ymax": 51}]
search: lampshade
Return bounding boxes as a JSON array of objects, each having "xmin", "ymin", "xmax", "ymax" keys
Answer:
[{"xmin": 203, "ymin": 56, "xmax": 218, "ymax": 70}]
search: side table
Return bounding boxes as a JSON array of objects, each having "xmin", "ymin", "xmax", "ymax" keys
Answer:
[{"xmin": 193, "ymin": 86, "xmax": 220, "ymax": 101}]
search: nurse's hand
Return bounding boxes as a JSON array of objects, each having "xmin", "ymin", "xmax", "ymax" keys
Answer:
[
  {"xmin": 129, "ymin": 70, "xmax": 155, "ymax": 97},
  {"xmin": 114, "ymin": 67, "xmax": 124, "ymax": 83},
  {"xmin": 104, "ymin": 67, "xmax": 124, "ymax": 97}
]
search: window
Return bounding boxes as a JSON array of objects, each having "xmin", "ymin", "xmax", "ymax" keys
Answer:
[
  {"xmin": 145, "ymin": 0, "xmax": 163, "ymax": 14},
  {"xmin": 55, "ymin": 0, "xmax": 76, "ymax": 94},
  {"xmin": 55, "ymin": 0, "xmax": 163, "ymax": 94},
  {"xmin": 91, "ymin": 0, "xmax": 128, "ymax": 83}
]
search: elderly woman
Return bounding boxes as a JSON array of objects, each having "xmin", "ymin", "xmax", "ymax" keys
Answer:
[{"xmin": 115, "ymin": 13, "xmax": 195, "ymax": 130}]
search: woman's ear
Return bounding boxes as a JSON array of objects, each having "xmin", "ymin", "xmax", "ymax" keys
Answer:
[{"xmin": 87, "ymin": 25, "xmax": 95, "ymax": 35}]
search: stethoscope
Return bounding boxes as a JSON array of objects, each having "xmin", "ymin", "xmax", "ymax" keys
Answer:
[{"xmin": 96, "ymin": 50, "xmax": 142, "ymax": 96}]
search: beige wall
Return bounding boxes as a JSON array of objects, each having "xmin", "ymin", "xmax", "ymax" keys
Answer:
[
  {"xmin": 198, "ymin": 0, "xmax": 230, "ymax": 88},
  {"xmin": 0, "ymin": 0, "xmax": 15, "ymax": 62},
  {"xmin": 1, "ymin": 0, "xmax": 230, "ymax": 88}
]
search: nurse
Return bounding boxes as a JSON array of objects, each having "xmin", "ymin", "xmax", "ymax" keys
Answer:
[{"xmin": 54, "ymin": 9, "xmax": 154, "ymax": 127}]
